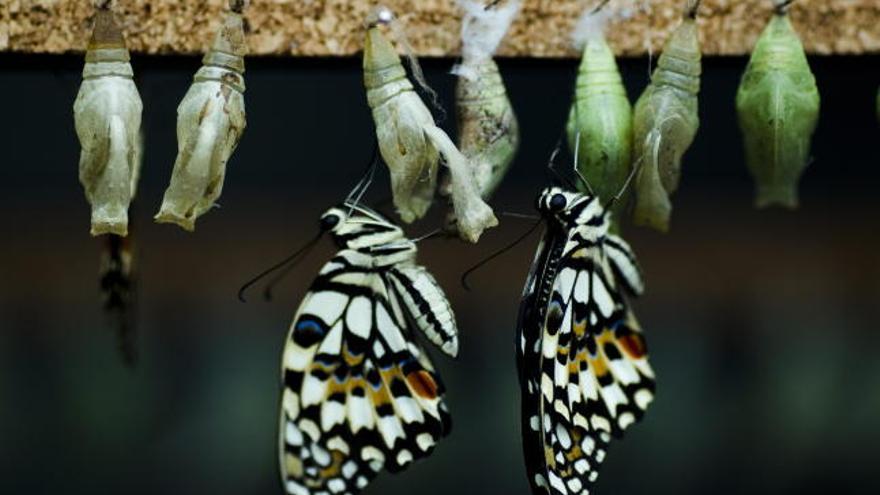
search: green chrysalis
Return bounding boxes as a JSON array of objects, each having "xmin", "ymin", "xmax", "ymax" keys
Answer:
[
  {"xmin": 566, "ymin": 32, "xmax": 632, "ymax": 224},
  {"xmin": 736, "ymin": 4, "xmax": 820, "ymax": 209},
  {"xmin": 631, "ymin": 4, "xmax": 702, "ymax": 232}
]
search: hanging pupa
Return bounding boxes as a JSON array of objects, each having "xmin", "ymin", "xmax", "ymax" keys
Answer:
[
  {"xmin": 736, "ymin": 0, "xmax": 820, "ymax": 209},
  {"xmin": 155, "ymin": 0, "xmax": 248, "ymax": 231},
  {"xmin": 74, "ymin": 1, "xmax": 143, "ymax": 237},
  {"xmin": 631, "ymin": 0, "xmax": 702, "ymax": 232},
  {"xmin": 566, "ymin": 1, "xmax": 632, "ymax": 224},
  {"xmin": 444, "ymin": 0, "xmax": 521, "ymax": 233},
  {"xmin": 363, "ymin": 8, "xmax": 498, "ymax": 243}
]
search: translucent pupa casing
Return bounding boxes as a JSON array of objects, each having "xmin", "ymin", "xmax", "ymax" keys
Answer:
[
  {"xmin": 566, "ymin": 34, "xmax": 632, "ymax": 223},
  {"xmin": 632, "ymin": 15, "xmax": 701, "ymax": 232},
  {"xmin": 455, "ymin": 58, "xmax": 519, "ymax": 203},
  {"xmin": 155, "ymin": 10, "xmax": 247, "ymax": 231},
  {"xmin": 364, "ymin": 24, "xmax": 497, "ymax": 241},
  {"xmin": 364, "ymin": 25, "xmax": 440, "ymax": 223},
  {"xmin": 736, "ymin": 13, "xmax": 819, "ymax": 209},
  {"xmin": 74, "ymin": 8, "xmax": 143, "ymax": 237}
]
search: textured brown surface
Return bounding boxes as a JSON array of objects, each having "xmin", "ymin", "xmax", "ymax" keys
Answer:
[{"xmin": 1, "ymin": 0, "xmax": 879, "ymax": 57}]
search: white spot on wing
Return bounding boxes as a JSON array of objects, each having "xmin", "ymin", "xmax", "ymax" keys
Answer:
[
  {"xmin": 348, "ymin": 395, "xmax": 374, "ymax": 433},
  {"xmin": 376, "ymin": 302, "xmax": 406, "ymax": 352},
  {"xmin": 286, "ymin": 480, "xmax": 309, "ymax": 495},
  {"xmin": 301, "ymin": 374, "xmax": 327, "ymax": 407},
  {"xmin": 591, "ymin": 272, "xmax": 614, "ymax": 317},
  {"xmin": 361, "ymin": 446, "xmax": 385, "ymax": 464},
  {"xmin": 327, "ymin": 478, "xmax": 346, "ymax": 493},
  {"xmin": 396, "ymin": 449, "xmax": 413, "ymax": 466},
  {"xmin": 317, "ymin": 319, "xmax": 343, "ymax": 355},
  {"xmin": 635, "ymin": 389, "xmax": 654, "ymax": 410},
  {"xmin": 416, "ymin": 433, "xmax": 434, "ymax": 451},
  {"xmin": 378, "ymin": 415, "xmax": 405, "ymax": 448},
  {"xmin": 556, "ymin": 424, "xmax": 572, "ymax": 449},
  {"xmin": 285, "ymin": 422, "xmax": 303, "ymax": 446},
  {"xmin": 342, "ymin": 460, "xmax": 358, "ymax": 479},
  {"xmin": 346, "ymin": 296, "xmax": 372, "ymax": 338},
  {"xmin": 311, "ymin": 443, "xmax": 331, "ymax": 467}
]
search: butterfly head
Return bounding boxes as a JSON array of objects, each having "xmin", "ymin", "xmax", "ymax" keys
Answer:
[
  {"xmin": 320, "ymin": 203, "xmax": 406, "ymax": 249},
  {"xmin": 536, "ymin": 187, "xmax": 608, "ymax": 230}
]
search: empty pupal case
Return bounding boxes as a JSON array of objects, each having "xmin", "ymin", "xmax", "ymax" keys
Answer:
[
  {"xmin": 631, "ymin": 4, "xmax": 702, "ymax": 232},
  {"xmin": 364, "ymin": 14, "xmax": 497, "ymax": 243},
  {"xmin": 74, "ymin": 6, "xmax": 143, "ymax": 237},
  {"xmin": 155, "ymin": 5, "xmax": 247, "ymax": 231}
]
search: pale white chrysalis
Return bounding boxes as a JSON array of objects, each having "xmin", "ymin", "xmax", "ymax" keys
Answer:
[
  {"xmin": 363, "ymin": 9, "xmax": 497, "ymax": 243},
  {"xmin": 74, "ymin": 6, "xmax": 143, "ymax": 237},
  {"xmin": 155, "ymin": 3, "xmax": 247, "ymax": 231}
]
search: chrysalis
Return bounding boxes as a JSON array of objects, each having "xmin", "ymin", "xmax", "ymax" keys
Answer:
[
  {"xmin": 566, "ymin": 4, "xmax": 632, "ymax": 224},
  {"xmin": 74, "ymin": 3, "xmax": 143, "ymax": 237},
  {"xmin": 155, "ymin": 1, "xmax": 247, "ymax": 231},
  {"xmin": 444, "ymin": 0, "xmax": 521, "ymax": 233},
  {"xmin": 736, "ymin": 1, "xmax": 820, "ymax": 209},
  {"xmin": 363, "ymin": 9, "xmax": 497, "ymax": 243},
  {"xmin": 631, "ymin": 1, "xmax": 702, "ymax": 232}
]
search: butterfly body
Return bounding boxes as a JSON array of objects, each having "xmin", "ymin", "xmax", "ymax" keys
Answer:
[
  {"xmin": 280, "ymin": 204, "xmax": 457, "ymax": 495},
  {"xmin": 518, "ymin": 188, "xmax": 654, "ymax": 495}
]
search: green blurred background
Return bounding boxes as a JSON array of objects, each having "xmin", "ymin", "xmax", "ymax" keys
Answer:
[{"xmin": 1, "ymin": 52, "xmax": 879, "ymax": 494}]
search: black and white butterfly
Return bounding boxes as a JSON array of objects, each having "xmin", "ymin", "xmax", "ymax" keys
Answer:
[
  {"xmin": 278, "ymin": 202, "xmax": 458, "ymax": 495},
  {"xmin": 517, "ymin": 187, "xmax": 655, "ymax": 495}
]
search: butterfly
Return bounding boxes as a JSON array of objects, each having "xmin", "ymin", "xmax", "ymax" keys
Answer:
[
  {"xmin": 517, "ymin": 187, "xmax": 655, "ymax": 495},
  {"xmin": 99, "ymin": 233, "xmax": 137, "ymax": 366},
  {"xmin": 278, "ymin": 202, "xmax": 459, "ymax": 495}
]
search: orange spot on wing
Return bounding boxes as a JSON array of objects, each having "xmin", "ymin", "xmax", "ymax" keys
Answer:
[
  {"xmin": 406, "ymin": 370, "xmax": 439, "ymax": 399},
  {"xmin": 619, "ymin": 334, "xmax": 648, "ymax": 359}
]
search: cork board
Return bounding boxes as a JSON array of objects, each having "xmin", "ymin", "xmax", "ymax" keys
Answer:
[{"xmin": 1, "ymin": 0, "xmax": 879, "ymax": 57}]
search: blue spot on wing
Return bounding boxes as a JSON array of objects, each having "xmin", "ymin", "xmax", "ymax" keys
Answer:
[{"xmin": 293, "ymin": 315, "xmax": 326, "ymax": 347}]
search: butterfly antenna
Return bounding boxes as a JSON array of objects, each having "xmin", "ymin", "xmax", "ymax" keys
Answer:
[
  {"xmin": 546, "ymin": 138, "xmax": 577, "ymax": 189},
  {"xmin": 485, "ymin": 0, "xmax": 503, "ymax": 10},
  {"xmin": 238, "ymin": 233, "xmax": 323, "ymax": 302},
  {"xmin": 345, "ymin": 140, "xmax": 380, "ymax": 204},
  {"xmin": 413, "ymin": 228, "xmax": 444, "ymax": 243},
  {"xmin": 501, "ymin": 211, "xmax": 541, "ymax": 220},
  {"xmin": 605, "ymin": 154, "xmax": 643, "ymax": 212},
  {"xmin": 461, "ymin": 219, "xmax": 543, "ymax": 291},
  {"xmin": 571, "ymin": 132, "xmax": 595, "ymax": 196}
]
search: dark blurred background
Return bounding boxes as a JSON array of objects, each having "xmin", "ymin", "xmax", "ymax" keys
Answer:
[{"xmin": 1, "ymin": 52, "xmax": 879, "ymax": 495}]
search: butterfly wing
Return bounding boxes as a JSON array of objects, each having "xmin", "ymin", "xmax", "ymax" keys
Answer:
[
  {"xmin": 517, "ymin": 230, "xmax": 567, "ymax": 494},
  {"xmin": 387, "ymin": 264, "xmax": 459, "ymax": 358},
  {"xmin": 280, "ymin": 250, "xmax": 451, "ymax": 495},
  {"xmin": 523, "ymin": 234, "xmax": 655, "ymax": 495}
]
